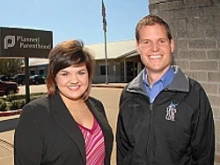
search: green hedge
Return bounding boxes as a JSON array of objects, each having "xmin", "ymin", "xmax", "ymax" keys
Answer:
[
  {"xmin": 0, "ymin": 99, "xmax": 7, "ymax": 111},
  {"xmin": 0, "ymin": 93, "xmax": 47, "ymax": 111}
]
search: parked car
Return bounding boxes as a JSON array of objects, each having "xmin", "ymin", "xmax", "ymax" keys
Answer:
[
  {"xmin": 0, "ymin": 75, "xmax": 13, "ymax": 81},
  {"xmin": 0, "ymin": 80, "xmax": 19, "ymax": 96},
  {"xmin": 11, "ymin": 74, "xmax": 26, "ymax": 85},
  {"xmin": 29, "ymin": 75, "xmax": 46, "ymax": 85}
]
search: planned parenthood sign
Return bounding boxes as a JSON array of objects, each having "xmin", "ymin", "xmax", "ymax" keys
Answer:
[{"xmin": 0, "ymin": 27, "xmax": 53, "ymax": 58}]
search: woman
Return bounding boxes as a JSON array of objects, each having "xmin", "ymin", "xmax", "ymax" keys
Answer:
[{"xmin": 14, "ymin": 39, "xmax": 113, "ymax": 165}]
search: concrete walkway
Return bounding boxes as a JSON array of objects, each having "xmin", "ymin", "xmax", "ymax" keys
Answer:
[{"xmin": 0, "ymin": 115, "xmax": 19, "ymax": 165}]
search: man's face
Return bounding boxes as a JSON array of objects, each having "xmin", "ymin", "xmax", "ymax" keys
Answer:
[{"xmin": 136, "ymin": 24, "xmax": 174, "ymax": 75}]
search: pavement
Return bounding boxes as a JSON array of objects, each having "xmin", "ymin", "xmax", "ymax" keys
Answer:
[
  {"xmin": 0, "ymin": 83, "xmax": 126, "ymax": 165},
  {"xmin": 0, "ymin": 115, "xmax": 18, "ymax": 165}
]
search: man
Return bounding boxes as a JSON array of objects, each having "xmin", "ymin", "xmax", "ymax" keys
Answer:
[{"xmin": 116, "ymin": 15, "xmax": 215, "ymax": 165}]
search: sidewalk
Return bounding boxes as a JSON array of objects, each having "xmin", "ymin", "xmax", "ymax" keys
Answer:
[
  {"xmin": 92, "ymin": 83, "xmax": 126, "ymax": 89},
  {"xmin": 0, "ymin": 83, "xmax": 127, "ymax": 165},
  {"xmin": 0, "ymin": 115, "xmax": 19, "ymax": 165}
]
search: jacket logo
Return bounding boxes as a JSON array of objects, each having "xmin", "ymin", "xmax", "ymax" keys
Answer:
[{"xmin": 165, "ymin": 102, "xmax": 178, "ymax": 121}]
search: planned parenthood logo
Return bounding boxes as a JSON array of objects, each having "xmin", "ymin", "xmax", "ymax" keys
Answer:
[{"xmin": 4, "ymin": 35, "xmax": 15, "ymax": 49}]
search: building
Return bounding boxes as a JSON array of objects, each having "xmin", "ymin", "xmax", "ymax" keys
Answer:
[{"xmin": 21, "ymin": 39, "xmax": 143, "ymax": 83}]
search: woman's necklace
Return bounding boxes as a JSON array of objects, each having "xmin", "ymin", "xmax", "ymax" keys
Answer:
[{"xmin": 69, "ymin": 106, "xmax": 88, "ymax": 115}]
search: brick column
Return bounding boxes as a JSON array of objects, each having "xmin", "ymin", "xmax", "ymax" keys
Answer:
[{"xmin": 148, "ymin": 0, "xmax": 220, "ymax": 164}]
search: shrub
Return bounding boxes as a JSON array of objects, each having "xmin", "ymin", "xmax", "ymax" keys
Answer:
[
  {"xmin": 1, "ymin": 93, "xmax": 47, "ymax": 111},
  {"xmin": 9, "ymin": 99, "xmax": 26, "ymax": 110},
  {"xmin": 0, "ymin": 96, "xmax": 9, "ymax": 102},
  {"xmin": 0, "ymin": 99, "xmax": 7, "ymax": 111},
  {"xmin": 7, "ymin": 94, "xmax": 25, "ymax": 102}
]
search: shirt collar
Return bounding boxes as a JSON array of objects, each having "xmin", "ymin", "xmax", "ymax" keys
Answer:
[{"xmin": 142, "ymin": 67, "xmax": 175, "ymax": 88}]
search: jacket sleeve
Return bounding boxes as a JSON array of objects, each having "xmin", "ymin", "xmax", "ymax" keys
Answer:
[
  {"xmin": 116, "ymin": 113, "xmax": 128, "ymax": 165},
  {"xmin": 14, "ymin": 105, "xmax": 43, "ymax": 165},
  {"xmin": 116, "ymin": 90, "xmax": 131, "ymax": 165},
  {"xmin": 191, "ymin": 87, "xmax": 215, "ymax": 164}
]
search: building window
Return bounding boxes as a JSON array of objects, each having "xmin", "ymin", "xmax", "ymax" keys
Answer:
[
  {"xmin": 30, "ymin": 70, "xmax": 35, "ymax": 75},
  {"xmin": 100, "ymin": 65, "xmax": 110, "ymax": 75},
  {"xmin": 100, "ymin": 66, "xmax": 106, "ymax": 75},
  {"xmin": 39, "ymin": 69, "xmax": 44, "ymax": 75}
]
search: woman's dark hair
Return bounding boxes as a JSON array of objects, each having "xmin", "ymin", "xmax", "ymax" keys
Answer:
[{"xmin": 46, "ymin": 39, "xmax": 95, "ymax": 100}]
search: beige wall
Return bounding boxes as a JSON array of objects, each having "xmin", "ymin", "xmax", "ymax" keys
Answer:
[
  {"xmin": 93, "ymin": 56, "xmax": 142, "ymax": 83},
  {"xmin": 93, "ymin": 59, "xmax": 119, "ymax": 83}
]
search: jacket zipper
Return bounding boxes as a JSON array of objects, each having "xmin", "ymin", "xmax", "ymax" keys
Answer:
[
  {"xmin": 127, "ymin": 89, "xmax": 154, "ymax": 163},
  {"xmin": 145, "ymin": 103, "xmax": 153, "ymax": 162},
  {"xmin": 149, "ymin": 103, "xmax": 153, "ymax": 111}
]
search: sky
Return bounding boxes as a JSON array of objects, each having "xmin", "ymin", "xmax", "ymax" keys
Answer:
[{"xmin": 0, "ymin": 0, "xmax": 149, "ymax": 46}]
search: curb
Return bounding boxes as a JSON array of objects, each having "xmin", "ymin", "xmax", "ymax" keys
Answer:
[
  {"xmin": 92, "ymin": 84, "xmax": 126, "ymax": 89},
  {"xmin": 0, "ymin": 109, "xmax": 22, "ymax": 117}
]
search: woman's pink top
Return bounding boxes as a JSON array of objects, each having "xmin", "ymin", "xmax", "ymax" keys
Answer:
[{"xmin": 78, "ymin": 118, "xmax": 105, "ymax": 165}]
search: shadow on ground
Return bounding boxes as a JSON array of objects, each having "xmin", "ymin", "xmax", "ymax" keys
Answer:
[{"xmin": 0, "ymin": 118, "xmax": 18, "ymax": 132}]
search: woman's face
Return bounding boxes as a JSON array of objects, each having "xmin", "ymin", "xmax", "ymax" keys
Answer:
[{"xmin": 55, "ymin": 63, "xmax": 89, "ymax": 101}]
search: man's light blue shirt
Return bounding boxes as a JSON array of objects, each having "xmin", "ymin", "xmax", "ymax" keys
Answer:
[{"xmin": 142, "ymin": 67, "xmax": 175, "ymax": 103}]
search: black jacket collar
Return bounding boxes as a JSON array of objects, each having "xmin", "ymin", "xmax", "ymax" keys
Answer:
[
  {"xmin": 127, "ymin": 65, "xmax": 189, "ymax": 93},
  {"xmin": 49, "ymin": 93, "xmax": 112, "ymax": 164}
]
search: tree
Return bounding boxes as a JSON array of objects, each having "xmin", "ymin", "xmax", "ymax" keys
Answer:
[{"xmin": 0, "ymin": 59, "xmax": 23, "ymax": 76}]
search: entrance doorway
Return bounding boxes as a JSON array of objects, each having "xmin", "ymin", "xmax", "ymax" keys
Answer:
[{"xmin": 127, "ymin": 61, "xmax": 137, "ymax": 82}]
